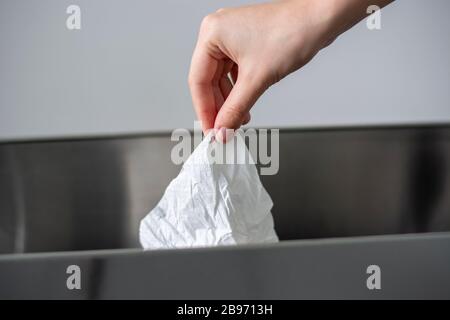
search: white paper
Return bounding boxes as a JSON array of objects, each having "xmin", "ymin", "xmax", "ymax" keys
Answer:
[{"xmin": 139, "ymin": 131, "xmax": 278, "ymax": 249}]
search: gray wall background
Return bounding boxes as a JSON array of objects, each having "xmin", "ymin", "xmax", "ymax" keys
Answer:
[{"xmin": 0, "ymin": 0, "xmax": 449, "ymax": 141}]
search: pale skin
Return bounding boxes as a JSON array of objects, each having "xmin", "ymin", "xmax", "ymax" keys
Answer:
[{"xmin": 188, "ymin": 0, "xmax": 393, "ymax": 142}]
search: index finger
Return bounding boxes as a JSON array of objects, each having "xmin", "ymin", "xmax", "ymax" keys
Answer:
[{"xmin": 188, "ymin": 41, "xmax": 220, "ymax": 134}]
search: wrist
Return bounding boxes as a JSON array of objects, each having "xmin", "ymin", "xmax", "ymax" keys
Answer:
[
  {"xmin": 321, "ymin": 0, "xmax": 393, "ymax": 39},
  {"xmin": 279, "ymin": 0, "xmax": 349, "ymax": 50},
  {"xmin": 282, "ymin": 0, "xmax": 391, "ymax": 50}
]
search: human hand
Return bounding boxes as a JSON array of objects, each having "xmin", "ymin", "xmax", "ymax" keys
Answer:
[{"xmin": 188, "ymin": 0, "xmax": 392, "ymax": 141}]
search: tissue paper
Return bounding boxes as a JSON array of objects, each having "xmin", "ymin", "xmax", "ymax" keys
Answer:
[{"xmin": 139, "ymin": 131, "xmax": 278, "ymax": 249}]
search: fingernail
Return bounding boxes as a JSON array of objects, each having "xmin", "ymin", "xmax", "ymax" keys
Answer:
[
  {"xmin": 216, "ymin": 128, "xmax": 226, "ymax": 143},
  {"xmin": 204, "ymin": 128, "xmax": 212, "ymax": 136}
]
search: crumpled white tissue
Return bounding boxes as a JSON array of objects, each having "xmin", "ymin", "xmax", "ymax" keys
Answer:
[{"xmin": 139, "ymin": 131, "xmax": 278, "ymax": 249}]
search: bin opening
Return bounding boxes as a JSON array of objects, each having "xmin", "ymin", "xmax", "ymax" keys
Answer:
[{"xmin": 1, "ymin": 125, "xmax": 449, "ymax": 254}]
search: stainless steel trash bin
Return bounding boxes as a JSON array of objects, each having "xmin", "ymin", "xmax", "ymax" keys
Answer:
[{"xmin": 1, "ymin": 125, "xmax": 449, "ymax": 299}]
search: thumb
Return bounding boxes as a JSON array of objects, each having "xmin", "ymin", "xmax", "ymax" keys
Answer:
[{"xmin": 214, "ymin": 73, "xmax": 266, "ymax": 139}]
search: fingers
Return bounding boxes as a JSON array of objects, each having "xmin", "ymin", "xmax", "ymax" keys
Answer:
[
  {"xmin": 189, "ymin": 13, "xmax": 260, "ymax": 140},
  {"xmin": 219, "ymin": 72, "xmax": 233, "ymax": 101},
  {"xmin": 188, "ymin": 40, "xmax": 221, "ymax": 134},
  {"xmin": 220, "ymin": 74, "xmax": 251, "ymax": 126},
  {"xmin": 242, "ymin": 112, "xmax": 251, "ymax": 125},
  {"xmin": 214, "ymin": 72, "xmax": 266, "ymax": 141}
]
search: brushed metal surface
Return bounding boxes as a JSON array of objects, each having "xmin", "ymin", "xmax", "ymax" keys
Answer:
[
  {"xmin": 1, "ymin": 126, "xmax": 450, "ymax": 254},
  {"xmin": 0, "ymin": 233, "xmax": 449, "ymax": 299}
]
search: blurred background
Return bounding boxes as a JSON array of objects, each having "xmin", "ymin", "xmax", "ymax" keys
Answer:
[{"xmin": 0, "ymin": 0, "xmax": 449, "ymax": 141}]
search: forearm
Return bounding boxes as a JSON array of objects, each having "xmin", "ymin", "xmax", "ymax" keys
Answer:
[{"xmin": 284, "ymin": 0, "xmax": 393, "ymax": 48}]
